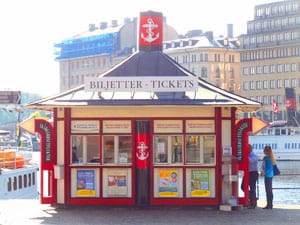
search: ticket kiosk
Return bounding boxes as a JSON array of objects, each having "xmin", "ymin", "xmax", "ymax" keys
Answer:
[{"xmin": 24, "ymin": 11, "xmax": 261, "ymax": 208}]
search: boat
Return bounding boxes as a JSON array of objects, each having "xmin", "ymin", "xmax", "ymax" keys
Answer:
[
  {"xmin": 0, "ymin": 145, "xmax": 39, "ymax": 199},
  {"xmin": 249, "ymin": 121, "xmax": 300, "ymax": 161}
]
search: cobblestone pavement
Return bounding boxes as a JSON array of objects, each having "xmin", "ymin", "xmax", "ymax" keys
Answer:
[{"xmin": 0, "ymin": 199, "xmax": 299, "ymax": 225}]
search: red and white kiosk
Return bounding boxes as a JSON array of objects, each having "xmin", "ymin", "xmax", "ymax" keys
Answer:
[{"xmin": 24, "ymin": 11, "xmax": 261, "ymax": 208}]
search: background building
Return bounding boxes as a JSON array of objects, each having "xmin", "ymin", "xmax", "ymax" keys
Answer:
[
  {"xmin": 239, "ymin": 0, "xmax": 300, "ymax": 125},
  {"xmin": 54, "ymin": 17, "xmax": 178, "ymax": 91},
  {"xmin": 164, "ymin": 30, "xmax": 241, "ymax": 94},
  {"xmin": 54, "ymin": 18, "xmax": 241, "ymax": 95}
]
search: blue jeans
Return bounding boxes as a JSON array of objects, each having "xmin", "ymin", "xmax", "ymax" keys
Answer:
[
  {"xmin": 264, "ymin": 177, "xmax": 273, "ymax": 208},
  {"xmin": 241, "ymin": 171, "xmax": 258, "ymax": 201},
  {"xmin": 249, "ymin": 171, "xmax": 258, "ymax": 201}
]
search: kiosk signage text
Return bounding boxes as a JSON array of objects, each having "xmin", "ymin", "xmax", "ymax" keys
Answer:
[{"xmin": 85, "ymin": 76, "xmax": 198, "ymax": 92}]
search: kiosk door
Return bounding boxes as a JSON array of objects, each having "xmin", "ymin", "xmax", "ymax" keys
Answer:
[{"xmin": 135, "ymin": 120, "xmax": 150, "ymax": 206}]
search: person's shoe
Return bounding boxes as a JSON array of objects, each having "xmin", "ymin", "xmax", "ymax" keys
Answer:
[
  {"xmin": 262, "ymin": 206, "xmax": 272, "ymax": 209},
  {"xmin": 248, "ymin": 204, "xmax": 256, "ymax": 209}
]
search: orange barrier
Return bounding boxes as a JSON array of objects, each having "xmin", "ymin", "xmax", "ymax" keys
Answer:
[{"xmin": 0, "ymin": 150, "xmax": 25, "ymax": 169}]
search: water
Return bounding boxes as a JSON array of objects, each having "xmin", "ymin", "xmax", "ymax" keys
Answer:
[
  {"xmin": 31, "ymin": 152, "xmax": 300, "ymax": 206},
  {"xmin": 258, "ymin": 174, "xmax": 300, "ymax": 206}
]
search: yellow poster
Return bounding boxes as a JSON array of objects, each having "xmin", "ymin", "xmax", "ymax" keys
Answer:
[{"xmin": 159, "ymin": 169, "xmax": 178, "ymax": 197}]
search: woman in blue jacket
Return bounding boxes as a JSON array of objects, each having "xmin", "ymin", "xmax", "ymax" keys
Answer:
[{"xmin": 260, "ymin": 146, "xmax": 275, "ymax": 209}]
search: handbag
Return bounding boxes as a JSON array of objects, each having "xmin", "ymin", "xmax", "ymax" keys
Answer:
[{"xmin": 273, "ymin": 164, "xmax": 280, "ymax": 176}]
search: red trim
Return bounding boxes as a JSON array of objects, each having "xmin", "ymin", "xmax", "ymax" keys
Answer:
[
  {"xmin": 233, "ymin": 118, "xmax": 252, "ymax": 206},
  {"xmin": 61, "ymin": 117, "xmax": 224, "ymax": 206},
  {"xmin": 214, "ymin": 107, "xmax": 222, "ymax": 205},
  {"xmin": 35, "ymin": 116, "xmax": 56, "ymax": 204},
  {"xmin": 64, "ymin": 108, "xmax": 72, "ymax": 205}
]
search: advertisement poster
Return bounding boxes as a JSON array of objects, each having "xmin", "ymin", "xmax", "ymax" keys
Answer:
[
  {"xmin": 76, "ymin": 170, "xmax": 96, "ymax": 197},
  {"xmin": 191, "ymin": 169, "xmax": 210, "ymax": 197},
  {"xmin": 107, "ymin": 175, "xmax": 127, "ymax": 197},
  {"xmin": 159, "ymin": 169, "xmax": 178, "ymax": 197}
]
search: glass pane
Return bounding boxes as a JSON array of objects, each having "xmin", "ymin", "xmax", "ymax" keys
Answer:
[
  {"xmin": 118, "ymin": 136, "xmax": 132, "ymax": 163},
  {"xmin": 103, "ymin": 136, "xmax": 114, "ymax": 164},
  {"xmin": 171, "ymin": 136, "xmax": 182, "ymax": 163},
  {"xmin": 186, "ymin": 136, "xmax": 200, "ymax": 164},
  {"xmin": 71, "ymin": 135, "xmax": 84, "ymax": 164},
  {"xmin": 154, "ymin": 136, "xmax": 168, "ymax": 163},
  {"xmin": 87, "ymin": 136, "xmax": 100, "ymax": 163},
  {"xmin": 203, "ymin": 136, "xmax": 215, "ymax": 164}
]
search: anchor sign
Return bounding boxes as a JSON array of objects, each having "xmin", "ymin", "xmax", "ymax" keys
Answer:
[
  {"xmin": 136, "ymin": 141, "xmax": 149, "ymax": 160},
  {"xmin": 141, "ymin": 18, "xmax": 160, "ymax": 43}
]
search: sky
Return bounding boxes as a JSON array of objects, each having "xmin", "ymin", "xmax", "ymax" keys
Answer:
[{"xmin": 0, "ymin": 0, "xmax": 275, "ymax": 97}]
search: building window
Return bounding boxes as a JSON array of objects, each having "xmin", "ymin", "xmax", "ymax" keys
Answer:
[
  {"xmin": 215, "ymin": 68, "xmax": 220, "ymax": 78},
  {"xmin": 229, "ymin": 68, "xmax": 234, "ymax": 79},
  {"xmin": 270, "ymin": 64, "xmax": 275, "ymax": 73},
  {"xmin": 277, "ymin": 79, "xmax": 283, "ymax": 88},
  {"xmin": 250, "ymin": 81, "xmax": 255, "ymax": 90},
  {"xmin": 270, "ymin": 80, "xmax": 276, "ymax": 89},
  {"xmin": 250, "ymin": 67, "xmax": 255, "ymax": 75},
  {"xmin": 291, "ymin": 78, "xmax": 297, "ymax": 88},
  {"xmin": 263, "ymin": 96, "xmax": 269, "ymax": 104},
  {"xmin": 103, "ymin": 135, "xmax": 132, "ymax": 164},
  {"xmin": 243, "ymin": 67, "xmax": 249, "ymax": 75},
  {"xmin": 214, "ymin": 54, "xmax": 220, "ymax": 62},
  {"xmin": 263, "ymin": 80, "xmax": 268, "ymax": 89},
  {"xmin": 284, "ymin": 79, "xmax": 290, "ymax": 88},
  {"xmin": 292, "ymin": 63, "xmax": 297, "ymax": 72},
  {"xmin": 201, "ymin": 67, "xmax": 208, "ymax": 78},
  {"xmin": 256, "ymin": 66, "xmax": 262, "ymax": 74},
  {"xmin": 277, "ymin": 64, "xmax": 283, "ymax": 73},
  {"xmin": 243, "ymin": 82, "xmax": 249, "ymax": 90},
  {"xmin": 204, "ymin": 53, "xmax": 208, "ymax": 62},
  {"xmin": 277, "ymin": 95, "xmax": 283, "ymax": 104},
  {"xmin": 71, "ymin": 135, "xmax": 100, "ymax": 164},
  {"xmin": 256, "ymin": 80, "xmax": 262, "ymax": 89},
  {"xmin": 154, "ymin": 135, "xmax": 183, "ymax": 164},
  {"xmin": 263, "ymin": 65, "xmax": 269, "ymax": 74},
  {"xmin": 185, "ymin": 135, "xmax": 215, "ymax": 164}
]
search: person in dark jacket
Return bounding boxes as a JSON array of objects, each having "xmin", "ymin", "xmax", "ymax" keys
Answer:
[{"xmin": 241, "ymin": 144, "xmax": 258, "ymax": 209}]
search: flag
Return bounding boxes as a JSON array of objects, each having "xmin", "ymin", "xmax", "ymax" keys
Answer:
[{"xmin": 272, "ymin": 99, "xmax": 278, "ymax": 114}]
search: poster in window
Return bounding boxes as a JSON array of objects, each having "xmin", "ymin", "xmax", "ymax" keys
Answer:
[
  {"xmin": 159, "ymin": 169, "xmax": 178, "ymax": 197},
  {"xmin": 191, "ymin": 169, "xmax": 210, "ymax": 197},
  {"xmin": 76, "ymin": 170, "xmax": 96, "ymax": 197},
  {"xmin": 157, "ymin": 142, "xmax": 166, "ymax": 154},
  {"xmin": 107, "ymin": 175, "xmax": 127, "ymax": 197}
]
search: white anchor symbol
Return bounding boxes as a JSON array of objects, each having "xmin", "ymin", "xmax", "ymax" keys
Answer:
[
  {"xmin": 137, "ymin": 142, "xmax": 149, "ymax": 160},
  {"xmin": 141, "ymin": 18, "xmax": 160, "ymax": 43}
]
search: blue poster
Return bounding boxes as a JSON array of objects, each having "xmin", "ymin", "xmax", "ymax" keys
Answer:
[{"xmin": 76, "ymin": 169, "xmax": 95, "ymax": 196}]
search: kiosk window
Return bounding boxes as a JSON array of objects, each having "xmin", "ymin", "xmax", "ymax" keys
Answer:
[
  {"xmin": 185, "ymin": 135, "xmax": 215, "ymax": 164},
  {"xmin": 103, "ymin": 135, "xmax": 132, "ymax": 164},
  {"xmin": 71, "ymin": 135, "xmax": 100, "ymax": 164},
  {"xmin": 154, "ymin": 135, "xmax": 183, "ymax": 164}
]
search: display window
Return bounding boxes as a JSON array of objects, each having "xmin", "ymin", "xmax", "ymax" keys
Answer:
[
  {"xmin": 71, "ymin": 135, "xmax": 100, "ymax": 164},
  {"xmin": 71, "ymin": 168, "xmax": 100, "ymax": 197},
  {"xmin": 185, "ymin": 168, "xmax": 216, "ymax": 198},
  {"xmin": 153, "ymin": 168, "xmax": 183, "ymax": 198},
  {"xmin": 185, "ymin": 135, "xmax": 215, "ymax": 164},
  {"xmin": 103, "ymin": 135, "xmax": 132, "ymax": 164},
  {"xmin": 153, "ymin": 135, "xmax": 183, "ymax": 164},
  {"xmin": 102, "ymin": 168, "xmax": 132, "ymax": 198}
]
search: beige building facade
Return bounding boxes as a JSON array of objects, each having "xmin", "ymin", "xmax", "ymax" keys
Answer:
[
  {"xmin": 239, "ymin": 0, "xmax": 300, "ymax": 123},
  {"xmin": 163, "ymin": 36, "xmax": 241, "ymax": 94}
]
